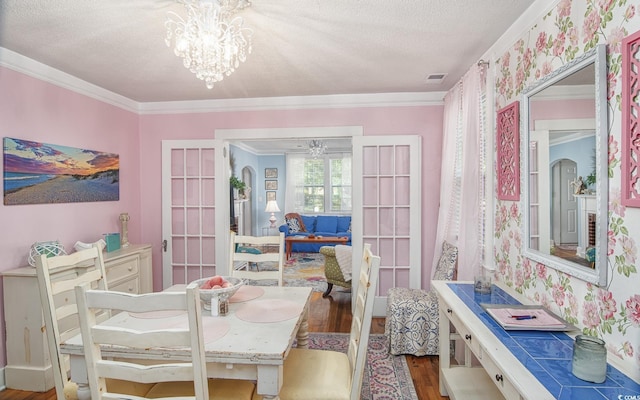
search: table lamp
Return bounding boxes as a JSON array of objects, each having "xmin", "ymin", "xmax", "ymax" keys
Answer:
[{"xmin": 265, "ymin": 200, "xmax": 281, "ymax": 228}]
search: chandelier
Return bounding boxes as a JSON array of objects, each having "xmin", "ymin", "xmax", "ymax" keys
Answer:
[
  {"xmin": 308, "ymin": 140, "xmax": 327, "ymax": 158},
  {"xmin": 165, "ymin": 0, "xmax": 253, "ymax": 89}
]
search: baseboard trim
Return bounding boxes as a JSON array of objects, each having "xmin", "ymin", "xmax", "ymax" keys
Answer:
[{"xmin": 0, "ymin": 366, "xmax": 6, "ymax": 391}]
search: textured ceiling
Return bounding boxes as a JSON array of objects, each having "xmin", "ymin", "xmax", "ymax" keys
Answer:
[{"xmin": 0, "ymin": 0, "xmax": 533, "ymax": 103}]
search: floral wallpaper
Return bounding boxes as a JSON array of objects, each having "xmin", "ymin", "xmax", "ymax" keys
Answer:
[{"xmin": 493, "ymin": 0, "xmax": 640, "ymax": 374}]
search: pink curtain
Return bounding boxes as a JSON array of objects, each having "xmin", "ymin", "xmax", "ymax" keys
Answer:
[{"xmin": 432, "ymin": 65, "xmax": 486, "ymax": 282}]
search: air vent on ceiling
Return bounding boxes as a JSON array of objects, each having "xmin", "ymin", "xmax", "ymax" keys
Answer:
[{"xmin": 425, "ymin": 73, "xmax": 447, "ymax": 84}]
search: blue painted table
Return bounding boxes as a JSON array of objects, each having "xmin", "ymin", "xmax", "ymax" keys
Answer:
[{"xmin": 433, "ymin": 281, "xmax": 640, "ymax": 400}]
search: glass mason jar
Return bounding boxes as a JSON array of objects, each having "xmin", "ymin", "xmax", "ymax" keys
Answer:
[{"xmin": 572, "ymin": 335, "xmax": 607, "ymax": 383}]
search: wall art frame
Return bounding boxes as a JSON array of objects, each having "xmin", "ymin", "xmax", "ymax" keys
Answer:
[
  {"xmin": 265, "ymin": 180, "xmax": 278, "ymax": 190},
  {"xmin": 622, "ymin": 30, "xmax": 640, "ymax": 207},
  {"xmin": 266, "ymin": 191, "xmax": 276, "ymax": 201},
  {"xmin": 265, "ymin": 168, "xmax": 278, "ymax": 178},
  {"xmin": 3, "ymin": 137, "xmax": 119, "ymax": 205},
  {"xmin": 496, "ymin": 101, "xmax": 520, "ymax": 201}
]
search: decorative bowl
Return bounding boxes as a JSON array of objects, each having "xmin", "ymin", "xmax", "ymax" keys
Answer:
[{"xmin": 191, "ymin": 276, "xmax": 244, "ymax": 309}]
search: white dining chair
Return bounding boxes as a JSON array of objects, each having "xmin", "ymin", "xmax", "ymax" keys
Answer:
[
  {"xmin": 35, "ymin": 245, "xmax": 120, "ymax": 400},
  {"xmin": 74, "ymin": 281, "xmax": 256, "ymax": 400},
  {"xmin": 254, "ymin": 243, "xmax": 380, "ymax": 400},
  {"xmin": 230, "ymin": 232, "xmax": 285, "ymax": 286}
]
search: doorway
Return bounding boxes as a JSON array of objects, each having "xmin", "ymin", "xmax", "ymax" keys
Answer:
[
  {"xmin": 241, "ymin": 166, "xmax": 253, "ymax": 235},
  {"xmin": 551, "ymin": 158, "xmax": 578, "ymax": 247},
  {"xmin": 162, "ymin": 130, "xmax": 422, "ymax": 316}
]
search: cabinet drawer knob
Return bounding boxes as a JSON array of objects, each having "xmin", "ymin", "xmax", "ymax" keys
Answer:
[
  {"xmin": 465, "ymin": 334, "xmax": 472, "ymax": 340},
  {"xmin": 495, "ymin": 374, "xmax": 503, "ymax": 382},
  {"xmin": 128, "ymin": 266, "xmax": 133, "ymax": 271},
  {"xmin": 447, "ymin": 308, "xmax": 452, "ymax": 314}
]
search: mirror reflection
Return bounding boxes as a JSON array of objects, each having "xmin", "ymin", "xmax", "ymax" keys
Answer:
[{"xmin": 522, "ymin": 44, "xmax": 608, "ymax": 286}]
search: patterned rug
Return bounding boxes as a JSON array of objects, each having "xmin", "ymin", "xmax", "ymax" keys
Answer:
[
  {"xmin": 283, "ymin": 252, "xmax": 326, "ymax": 291},
  {"xmin": 244, "ymin": 252, "xmax": 328, "ymax": 292},
  {"xmin": 308, "ymin": 332, "xmax": 418, "ymax": 400}
]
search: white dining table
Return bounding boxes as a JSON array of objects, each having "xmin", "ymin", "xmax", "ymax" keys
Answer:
[{"xmin": 60, "ymin": 285, "xmax": 312, "ymax": 400}]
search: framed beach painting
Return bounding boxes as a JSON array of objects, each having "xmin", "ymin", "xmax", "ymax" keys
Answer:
[{"xmin": 3, "ymin": 137, "xmax": 120, "ymax": 205}]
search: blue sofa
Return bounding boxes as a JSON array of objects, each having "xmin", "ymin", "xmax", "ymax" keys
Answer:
[{"xmin": 279, "ymin": 214, "xmax": 351, "ymax": 253}]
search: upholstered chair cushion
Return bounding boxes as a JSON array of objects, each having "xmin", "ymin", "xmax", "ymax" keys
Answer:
[
  {"xmin": 432, "ymin": 241, "xmax": 458, "ymax": 281},
  {"xmin": 278, "ymin": 348, "xmax": 351, "ymax": 400},
  {"xmin": 146, "ymin": 379, "xmax": 255, "ymax": 399},
  {"xmin": 385, "ymin": 241, "xmax": 458, "ymax": 356}
]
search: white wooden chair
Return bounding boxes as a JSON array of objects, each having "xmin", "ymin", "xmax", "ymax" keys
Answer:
[
  {"xmin": 74, "ymin": 281, "xmax": 256, "ymax": 400},
  {"xmin": 230, "ymin": 232, "xmax": 285, "ymax": 286},
  {"xmin": 35, "ymin": 246, "xmax": 118, "ymax": 400},
  {"xmin": 254, "ymin": 243, "xmax": 380, "ymax": 400}
]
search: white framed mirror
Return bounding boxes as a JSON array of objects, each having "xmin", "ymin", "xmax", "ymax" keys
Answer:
[{"xmin": 522, "ymin": 43, "xmax": 608, "ymax": 286}]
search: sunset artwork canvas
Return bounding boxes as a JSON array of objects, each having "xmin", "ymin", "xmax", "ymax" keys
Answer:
[{"xmin": 3, "ymin": 137, "xmax": 119, "ymax": 205}]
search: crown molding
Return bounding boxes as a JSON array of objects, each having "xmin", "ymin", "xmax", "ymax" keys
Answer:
[
  {"xmin": 137, "ymin": 91, "xmax": 445, "ymax": 114},
  {"xmin": 1, "ymin": 47, "xmax": 445, "ymax": 115},
  {"xmin": 530, "ymin": 84, "xmax": 595, "ymax": 101},
  {"xmin": 0, "ymin": 47, "xmax": 139, "ymax": 113}
]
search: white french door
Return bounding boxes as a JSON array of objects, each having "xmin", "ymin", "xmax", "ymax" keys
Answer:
[
  {"xmin": 352, "ymin": 135, "xmax": 422, "ymax": 316},
  {"xmin": 161, "ymin": 133, "xmax": 422, "ymax": 317},
  {"xmin": 161, "ymin": 140, "xmax": 228, "ymax": 289}
]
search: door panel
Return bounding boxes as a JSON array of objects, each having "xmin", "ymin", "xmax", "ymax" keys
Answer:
[
  {"xmin": 162, "ymin": 140, "xmax": 226, "ymax": 289},
  {"xmin": 353, "ymin": 136, "xmax": 421, "ymax": 316}
]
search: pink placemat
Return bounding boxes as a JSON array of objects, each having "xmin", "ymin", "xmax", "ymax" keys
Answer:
[
  {"xmin": 229, "ymin": 285, "xmax": 264, "ymax": 303},
  {"xmin": 129, "ymin": 310, "xmax": 187, "ymax": 319},
  {"xmin": 235, "ymin": 299, "xmax": 303, "ymax": 323},
  {"xmin": 168, "ymin": 317, "xmax": 231, "ymax": 343}
]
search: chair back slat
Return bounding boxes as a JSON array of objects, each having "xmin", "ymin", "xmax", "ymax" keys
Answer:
[
  {"xmin": 230, "ymin": 232, "xmax": 285, "ymax": 286},
  {"xmin": 35, "ymin": 245, "xmax": 109, "ymax": 400},
  {"xmin": 347, "ymin": 243, "xmax": 380, "ymax": 399},
  {"xmin": 75, "ymin": 282, "xmax": 208, "ymax": 400}
]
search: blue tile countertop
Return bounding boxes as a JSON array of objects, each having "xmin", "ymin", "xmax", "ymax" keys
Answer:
[{"xmin": 447, "ymin": 283, "xmax": 640, "ymax": 400}]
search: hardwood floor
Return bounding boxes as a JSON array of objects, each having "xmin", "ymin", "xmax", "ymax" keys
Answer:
[{"xmin": 0, "ymin": 288, "xmax": 447, "ymax": 400}]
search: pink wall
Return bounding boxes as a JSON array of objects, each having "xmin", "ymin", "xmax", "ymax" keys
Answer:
[
  {"xmin": 139, "ymin": 106, "xmax": 444, "ymax": 292},
  {"xmin": 0, "ymin": 67, "xmax": 142, "ymax": 366},
  {"xmin": 0, "ymin": 64, "xmax": 444, "ymax": 370},
  {"xmin": 529, "ymin": 98, "xmax": 595, "ymax": 129}
]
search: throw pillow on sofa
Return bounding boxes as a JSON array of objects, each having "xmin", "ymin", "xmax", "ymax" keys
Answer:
[
  {"xmin": 287, "ymin": 218, "xmax": 302, "ymax": 233},
  {"xmin": 284, "ymin": 213, "xmax": 306, "ymax": 233},
  {"xmin": 337, "ymin": 216, "xmax": 351, "ymax": 233},
  {"xmin": 316, "ymin": 215, "xmax": 338, "ymax": 233},
  {"xmin": 301, "ymin": 215, "xmax": 317, "ymax": 232}
]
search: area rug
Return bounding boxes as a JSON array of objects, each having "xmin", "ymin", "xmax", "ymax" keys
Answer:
[
  {"xmin": 244, "ymin": 252, "xmax": 327, "ymax": 292},
  {"xmin": 283, "ymin": 252, "xmax": 326, "ymax": 291},
  {"xmin": 308, "ymin": 332, "xmax": 418, "ymax": 400}
]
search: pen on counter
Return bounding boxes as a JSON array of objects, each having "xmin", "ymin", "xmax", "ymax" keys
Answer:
[{"xmin": 510, "ymin": 315, "xmax": 536, "ymax": 320}]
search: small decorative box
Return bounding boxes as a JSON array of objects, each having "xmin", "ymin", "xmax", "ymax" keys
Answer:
[{"xmin": 104, "ymin": 233, "xmax": 121, "ymax": 252}]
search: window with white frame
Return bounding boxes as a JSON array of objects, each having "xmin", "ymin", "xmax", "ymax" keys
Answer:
[{"xmin": 285, "ymin": 153, "xmax": 351, "ymax": 213}]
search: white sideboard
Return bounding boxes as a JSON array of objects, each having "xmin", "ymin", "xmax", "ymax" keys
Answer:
[{"xmin": 1, "ymin": 244, "xmax": 152, "ymax": 391}]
